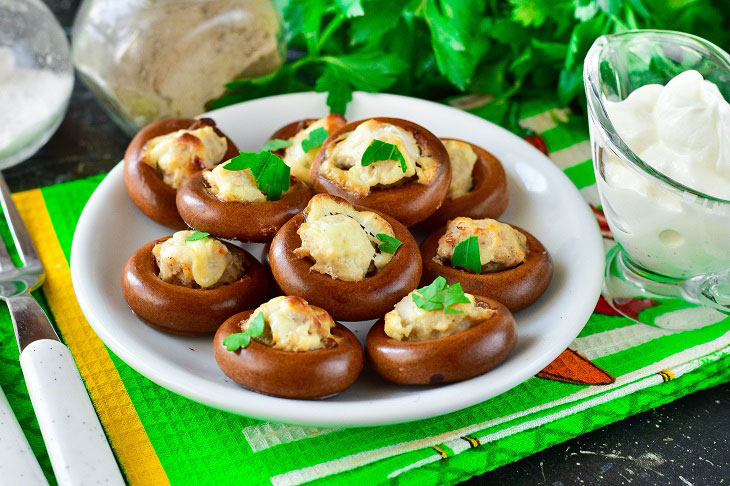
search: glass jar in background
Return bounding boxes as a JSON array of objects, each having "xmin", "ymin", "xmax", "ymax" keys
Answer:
[
  {"xmin": 0, "ymin": 0, "xmax": 73, "ymax": 168},
  {"xmin": 584, "ymin": 30, "xmax": 730, "ymax": 323},
  {"xmin": 71, "ymin": 0, "xmax": 284, "ymax": 135}
]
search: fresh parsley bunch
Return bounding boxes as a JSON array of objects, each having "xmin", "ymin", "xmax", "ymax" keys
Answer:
[{"xmin": 211, "ymin": 0, "xmax": 728, "ymax": 121}]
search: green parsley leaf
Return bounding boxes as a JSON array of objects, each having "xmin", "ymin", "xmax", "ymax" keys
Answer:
[
  {"xmin": 418, "ymin": 275, "xmax": 447, "ymax": 300},
  {"xmin": 247, "ymin": 312, "xmax": 265, "ymax": 338},
  {"xmin": 316, "ymin": 52, "xmax": 405, "ymax": 114},
  {"xmin": 442, "ymin": 282, "xmax": 471, "ymax": 315},
  {"xmin": 376, "ymin": 233, "xmax": 402, "ymax": 254},
  {"xmin": 336, "ymin": 0, "xmax": 364, "ymax": 18},
  {"xmin": 185, "ymin": 231, "xmax": 210, "ymax": 242},
  {"xmin": 315, "ymin": 64, "xmax": 352, "ymax": 115},
  {"xmin": 361, "ymin": 139, "xmax": 407, "ymax": 173},
  {"xmin": 222, "ymin": 312, "xmax": 267, "ymax": 351},
  {"xmin": 412, "ymin": 292, "xmax": 444, "ymax": 311},
  {"xmin": 451, "ymin": 236, "xmax": 482, "ymax": 274},
  {"xmin": 349, "ymin": 0, "xmax": 404, "ymax": 46},
  {"xmin": 301, "ymin": 127, "xmax": 329, "ymax": 152},
  {"xmin": 211, "ymin": 0, "xmax": 730, "ymax": 115},
  {"xmin": 224, "ymin": 151, "xmax": 291, "ymax": 201},
  {"xmin": 510, "ymin": 0, "xmax": 552, "ymax": 28},
  {"xmin": 222, "ymin": 332, "xmax": 251, "ymax": 351},
  {"xmin": 261, "ymin": 139, "xmax": 293, "ymax": 152},
  {"xmin": 423, "ymin": 0, "xmax": 472, "ymax": 90},
  {"xmin": 411, "ymin": 276, "xmax": 469, "ymax": 315}
]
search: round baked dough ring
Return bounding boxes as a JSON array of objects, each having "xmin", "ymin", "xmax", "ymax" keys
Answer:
[
  {"xmin": 418, "ymin": 139, "xmax": 508, "ymax": 232},
  {"xmin": 420, "ymin": 224, "xmax": 553, "ymax": 311},
  {"xmin": 121, "ymin": 237, "xmax": 268, "ymax": 335},
  {"xmin": 310, "ymin": 117, "xmax": 451, "ymax": 227},
  {"xmin": 124, "ymin": 118, "xmax": 239, "ymax": 229},
  {"xmin": 269, "ymin": 197, "xmax": 422, "ymax": 321},
  {"xmin": 365, "ymin": 295, "xmax": 517, "ymax": 385},
  {"xmin": 176, "ymin": 171, "xmax": 312, "ymax": 243},
  {"xmin": 214, "ymin": 310, "xmax": 364, "ymax": 399}
]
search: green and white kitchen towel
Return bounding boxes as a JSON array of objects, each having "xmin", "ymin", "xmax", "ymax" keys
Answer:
[{"xmin": 2, "ymin": 97, "xmax": 729, "ymax": 485}]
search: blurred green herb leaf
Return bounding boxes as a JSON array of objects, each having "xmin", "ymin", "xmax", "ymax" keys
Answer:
[
  {"xmin": 301, "ymin": 127, "xmax": 329, "ymax": 152},
  {"xmin": 262, "ymin": 139, "xmax": 293, "ymax": 152},
  {"xmin": 185, "ymin": 231, "xmax": 210, "ymax": 242},
  {"xmin": 213, "ymin": 0, "xmax": 729, "ymax": 119},
  {"xmin": 222, "ymin": 312, "xmax": 266, "ymax": 351},
  {"xmin": 223, "ymin": 333, "xmax": 250, "ymax": 351}
]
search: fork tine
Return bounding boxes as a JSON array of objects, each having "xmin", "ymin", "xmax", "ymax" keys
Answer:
[{"xmin": 0, "ymin": 174, "xmax": 40, "ymax": 268}]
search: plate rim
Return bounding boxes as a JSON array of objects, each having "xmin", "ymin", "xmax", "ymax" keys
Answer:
[{"xmin": 70, "ymin": 91, "xmax": 604, "ymax": 426}]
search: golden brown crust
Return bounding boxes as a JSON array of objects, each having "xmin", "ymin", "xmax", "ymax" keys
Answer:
[
  {"xmin": 418, "ymin": 139, "xmax": 509, "ymax": 232},
  {"xmin": 268, "ymin": 196, "xmax": 422, "ymax": 321},
  {"xmin": 121, "ymin": 238, "xmax": 268, "ymax": 335},
  {"xmin": 420, "ymin": 224, "xmax": 553, "ymax": 311},
  {"xmin": 365, "ymin": 295, "xmax": 517, "ymax": 385},
  {"xmin": 176, "ymin": 171, "xmax": 313, "ymax": 243},
  {"xmin": 214, "ymin": 310, "xmax": 364, "ymax": 399},
  {"xmin": 124, "ymin": 118, "xmax": 239, "ymax": 229},
  {"xmin": 310, "ymin": 118, "xmax": 451, "ymax": 227}
]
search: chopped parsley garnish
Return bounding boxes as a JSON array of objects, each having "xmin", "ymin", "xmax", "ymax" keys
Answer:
[
  {"xmin": 361, "ymin": 139, "xmax": 407, "ymax": 173},
  {"xmin": 376, "ymin": 233, "xmax": 402, "ymax": 254},
  {"xmin": 222, "ymin": 332, "xmax": 250, "ymax": 351},
  {"xmin": 411, "ymin": 276, "xmax": 471, "ymax": 315},
  {"xmin": 261, "ymin": 139, "xmax": 293, "ymax": 152},
  {"xmin": 185, "ymin": 231, "xmax": 210, "ymax": 242},
  {"xmin": 451, "ymin": 236, "xmax": 482, "ymax": 274},
  {"xmin": 224, "ymin": 151, "xmax": 291, "ymax": 201},
  {"xmin": 222, "ymin": 312, "xmax": 266, "ymax": 351},
  {"xmin": 301, "ymin": 127, "xmax": 329, "ymax": 152}
]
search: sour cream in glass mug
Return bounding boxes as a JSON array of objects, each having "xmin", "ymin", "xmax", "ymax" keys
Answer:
[{"xmin": 584, "ymin": 30, "xmax": 730, "ymax": 325}]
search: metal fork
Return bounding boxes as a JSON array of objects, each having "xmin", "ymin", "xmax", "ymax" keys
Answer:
[{"xmin": 0, "ymin": 174, "xmax": 124, "ymax": 486}]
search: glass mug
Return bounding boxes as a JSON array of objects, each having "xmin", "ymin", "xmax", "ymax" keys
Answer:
[{"xmin": 583, "ymin": 30, "xmax": 730, "ymax": 323}]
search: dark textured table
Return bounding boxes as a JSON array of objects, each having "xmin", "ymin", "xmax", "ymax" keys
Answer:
[{"xmin": 10, "ymin": 2, "xmax": 728, "ymax": 485}]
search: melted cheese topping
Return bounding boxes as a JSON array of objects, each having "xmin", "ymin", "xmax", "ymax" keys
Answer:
[
  {"xmin": 141, "ymin": 126, "xmax": 228, "ymax": 189},
  {"xmin": 443, "ymin": 140, "xmax": 477, "ymax": 199},
  {"xmin": 152, "ymin": 230, "xmax": 243, "ymax": 288},
  {"xmin": 437, "ymin": 217, "xmax": 529, "ymax": 270},
  {"xmin": 244, "ymin": 296, "xmax": 333, "ymax": 351},
  {"xmin": 294, "ymin": 194, "xmax": 395, "ymax": 281},
  {"xmin": 384, "ymin": 291, "xmax": 494, "ymax": 341},
  {"xmin": 319, "ymin": 119, "xmax": 439, "ymax": 196},
  {"xmin": 280, "ymin": 115, "xmax": 345, "ymax": 186},
  {"xmin": 203, "ymin": 160, "xmax": 266, "ymax": 203}
]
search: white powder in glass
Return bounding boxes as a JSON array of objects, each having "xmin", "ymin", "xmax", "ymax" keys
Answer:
[{"xmin": 0, "ymin": 46, "xmax": 73, "ymax": 156}]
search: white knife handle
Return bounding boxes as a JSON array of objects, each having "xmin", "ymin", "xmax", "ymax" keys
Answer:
[
  {"xmin": 0, "ymin": 386, "xmax": 48, "ymax": 485},
  {"xmin": 20, "ymin": 339, "xmax": 124, "ymax": 486}
]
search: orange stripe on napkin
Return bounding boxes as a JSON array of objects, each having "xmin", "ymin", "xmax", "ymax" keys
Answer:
[{"xmin": 13, "ymin": 189, "xmax": 169, "ymax": 486}]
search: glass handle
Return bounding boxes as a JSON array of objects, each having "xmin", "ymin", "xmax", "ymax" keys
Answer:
[{"xmin": 686, "ymin": 272, "xmax": 730, "ymax": 315}]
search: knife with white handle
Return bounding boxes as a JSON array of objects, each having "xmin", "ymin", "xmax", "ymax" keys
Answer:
[
  {"xmin": 19, "ymin": 338, "xmax": 125, "ymax": 486},
  {"xmin": 0, "ymin": 385, "xmax": 48, "ymax": 485},
  {"xmin": 0, "ymin": 173, "xmax": 124, "ymax": 486}
]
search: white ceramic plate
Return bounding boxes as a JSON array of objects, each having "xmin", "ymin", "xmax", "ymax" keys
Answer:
[{"xmin": 70, "ymin": 92, "xmax": 604, "ymax": 426}]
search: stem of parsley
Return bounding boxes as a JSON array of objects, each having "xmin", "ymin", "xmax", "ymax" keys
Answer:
[{"xmin": 315, "ymin": 14, "xmax": 345, "ymax": 54}]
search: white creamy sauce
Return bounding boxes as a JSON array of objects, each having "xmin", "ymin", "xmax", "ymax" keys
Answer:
[
  {"xmin": 602, "ymin": 70, "xmax": 730, "ymax": 277},
  {"xmin": 605, "ymin": 70, "xmax": 730, "ymax": 199}
]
